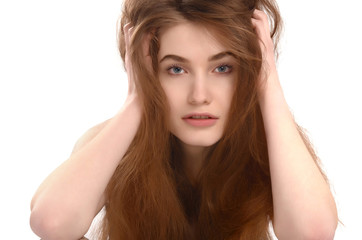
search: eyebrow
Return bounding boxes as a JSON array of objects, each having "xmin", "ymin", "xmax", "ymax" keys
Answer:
[{"xmin": 159, "ymin": 51, "xmax": 234, "ymax": 63}]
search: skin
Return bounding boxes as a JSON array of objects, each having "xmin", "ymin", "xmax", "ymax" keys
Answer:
[
  {"xmin": 29, "ymin": 10, "xmax": 338, "ymax": 240},
  {"xmin": 158, "ymin": 22, "xmax": 237, "ymax": 180}
]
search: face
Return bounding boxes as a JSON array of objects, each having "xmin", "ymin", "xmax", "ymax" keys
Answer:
[{"xmin": 158, "ymin": 22, "xmax": 237, "ymax": 148}]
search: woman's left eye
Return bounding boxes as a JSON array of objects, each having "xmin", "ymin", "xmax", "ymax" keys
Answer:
[{"xmin": 214, "ymin": 65, "xmax": 232, "ymax": 73}]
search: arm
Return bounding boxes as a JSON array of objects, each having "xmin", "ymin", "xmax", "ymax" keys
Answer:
[
  {"xmin": 30, "ymin": 24, "xmax": 144, "ymax": 240},
  {"xmin": 30, "ymin": 100, "xmax": 141, "ymax": 240},
  {"xmin": 252, "ymin": 10, "xmax": 338, "ymax": 240}
]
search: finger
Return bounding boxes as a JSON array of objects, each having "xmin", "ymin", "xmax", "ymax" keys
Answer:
[
  {"xmin": 251, "ymin": 12, "xmax": 275, "ymax": 61},
  {"xmin": 124, "ymin": 22, "xmax": 132, "ymax": 33},
  {"xmin": 252, "ymin": 9, "xmax": 270, "ymax": 33},
  {"xmin": 124, "ymin": 24, "xmax": 134, "ymax": 72},
  {"xmin": 252, "ymin": 9, "xmax": 267, "ymax": 21},
  {"xmin": 140, "ymin": 31, "xmax": 155, "ymax": 74},
  {"xmin": 142, "ymin": 32, "xmax": 153, "ymax": 58},
  {"xmin": 124, "ymin": 23, "xmax": 132, "ymax": 47},
  {"xmin": 251, "ymin": 18, "xmax": 266, "ymax": 43},
  {"xmin": 125, "ymin": 27, "xmax": 134, "ymax": 50},
  {"xmin": 124, "ymin": 23, "xmax": 135, "ymax": 50},
  {"xmin": 128, "ymin": 26, "xmax": 134, "ymax": 39}
]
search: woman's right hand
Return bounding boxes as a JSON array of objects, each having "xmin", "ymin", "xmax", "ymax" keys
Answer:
[
  {"xmin": 124, "ymin": 23, "xmax": 137, "ymax": 100},
  {"xmin": 123, "ymin": 23, "xmax": 152, "ymax": 105}
]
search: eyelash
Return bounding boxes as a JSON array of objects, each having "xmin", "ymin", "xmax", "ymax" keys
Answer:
[
  {"xmin": 167, "ymin": 64, "xmax": 185, "ymax": 75},
  {"xmin": 215, "ymin": 64, "xmax": 233, "ymax": 73},
  {"xmin": 166, "ymin": 63, "xmax": 233, "ymax": 75}
]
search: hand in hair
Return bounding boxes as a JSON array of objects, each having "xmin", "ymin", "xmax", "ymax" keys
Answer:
[
  {"xmin": 124, "ymin": 23, "xmax": 139, "ymax": 102},
  {"xmin": 251, "ymin": 9, "xmax": 279, "ymax": 100},
  {"xmin": 123, "ymin": 23, "xmax": 153, "ymax": 105}
]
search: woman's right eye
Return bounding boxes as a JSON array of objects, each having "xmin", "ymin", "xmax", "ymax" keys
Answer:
[{"xmin": 167, "ymin": 66, "xmax": 185, "ymax": 75}]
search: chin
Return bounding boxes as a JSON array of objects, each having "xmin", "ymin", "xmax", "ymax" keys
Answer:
[{"xmin": 175, "ymin": 134, "xmax": 221, "ymax": 148}]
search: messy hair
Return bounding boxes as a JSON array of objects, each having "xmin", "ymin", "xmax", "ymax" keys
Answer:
[{"xmin": 97, "ymin": 0, "xmax": 326, "ymax": 239}]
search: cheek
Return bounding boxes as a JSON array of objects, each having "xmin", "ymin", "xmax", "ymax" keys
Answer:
[
  {"xmin": 226, "ymin": 78, "xmax": 236, "ymax": 104},
  {"xmin": 215, "ymin": 81, "xmax": 234, "ymax": 108},
  {"xmin": 226, "ymin": 87, "xmax": 234, "ymax": 107},
  {"xmin": 161, "ymin": 84, "xmax": 183, "ymax": 121},
  {"xmin": 161, "ymin": 79, "xmax": 186, "ymax": 103},
  {"xmin": 162, "ymin": 86, "xmax": 176, "ymax": 106}
]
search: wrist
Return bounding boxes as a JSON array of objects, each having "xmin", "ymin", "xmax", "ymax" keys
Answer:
[
  {"xmin": 257, "ymin": 70, "xmax": 283, "ymax": 107},
  {"xmin": 118, "ymin": 95, "xmax": 142, "ymax": 123}
]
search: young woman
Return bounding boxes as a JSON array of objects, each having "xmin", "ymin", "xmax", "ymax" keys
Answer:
[{"xmin": 30, "ymin": 0, "xmax": 338, "ymax": 239}]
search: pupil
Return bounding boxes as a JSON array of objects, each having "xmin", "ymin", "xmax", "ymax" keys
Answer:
[{"xmin": 173, "ymin": 67, "xmax": 182, "ymax": 73}]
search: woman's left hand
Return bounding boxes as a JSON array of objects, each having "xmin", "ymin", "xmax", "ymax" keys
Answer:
[{"xmin": 251, "ymin": 9, "xmax": 280, "ymax": 100}]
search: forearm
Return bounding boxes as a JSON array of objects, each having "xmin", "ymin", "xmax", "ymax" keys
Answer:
[
  {"xmin": 30, "ymin": 98, "xmax": 141, "ymax": 240},
  {"xmin": 259, "ymin": 72, "xmax": 338, "ymax": 239}
]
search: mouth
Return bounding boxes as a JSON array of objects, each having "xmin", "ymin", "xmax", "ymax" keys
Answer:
[
  {"xmin": 182, "ymin": 113, "xmax": 218, "ymax": 120},
  {"xmin": 182, "ymin": 113, "xmax": 219, "ymax": 127}
]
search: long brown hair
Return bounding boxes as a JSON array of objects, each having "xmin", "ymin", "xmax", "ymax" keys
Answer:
[{"xmin": 97, "ymin": 0, "xmax": 327, "ymax": 239}]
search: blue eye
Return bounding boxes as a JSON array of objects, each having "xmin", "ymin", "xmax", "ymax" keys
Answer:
[
  {"xmin": 168, "ymin": 66, "xmax": 185, "ymax": 75},
  {"xmin": 215, "ymin": 65, "xmax": 232, "ymax": 73}
]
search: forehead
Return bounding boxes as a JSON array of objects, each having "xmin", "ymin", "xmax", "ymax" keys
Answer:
[{"xmin": 157, "ymin": 21, "xmax": 227, "ymax": 59}]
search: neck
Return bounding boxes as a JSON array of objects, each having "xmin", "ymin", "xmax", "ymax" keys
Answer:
[{"xmin": 179, "ymin": 143, "xmax": 210, "ymax": 182}]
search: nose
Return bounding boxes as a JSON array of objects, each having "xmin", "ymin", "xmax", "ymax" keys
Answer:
[{"xmin": 187, "ymin": 74, "xmax": 211, "ymax": 105}]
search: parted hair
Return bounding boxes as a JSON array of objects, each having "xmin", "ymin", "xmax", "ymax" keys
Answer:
[{"xmin": 97, "ymin": 0, "xmax": 327, "ymax": 239}]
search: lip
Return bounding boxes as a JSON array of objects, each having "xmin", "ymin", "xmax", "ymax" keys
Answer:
[
  {"xmin": 182, "ymin": 112, "xmax": 219, "ymax": 127},
  {"xmin": 182, "ymin": 112, "xmax": 218, "ymax": 119}
]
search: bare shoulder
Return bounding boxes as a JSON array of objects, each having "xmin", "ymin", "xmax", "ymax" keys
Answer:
[{"xmin": 71, "ymin": 118, "xmax": 112, "ymax": 155}]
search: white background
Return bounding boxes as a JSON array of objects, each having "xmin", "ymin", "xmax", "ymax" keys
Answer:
[{"xmin": 0, "ymin": 0, "xmax": 361, "ymax": 239}]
